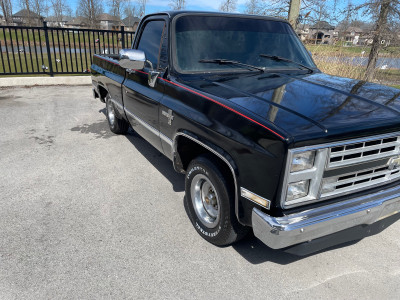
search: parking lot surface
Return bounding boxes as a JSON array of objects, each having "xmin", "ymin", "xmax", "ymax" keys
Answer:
[{"xmin": 0, "ymin": 86, "xmax": 400, "ymax": 299}]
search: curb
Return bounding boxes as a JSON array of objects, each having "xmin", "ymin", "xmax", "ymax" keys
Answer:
[{"xmin": 0, "ymin": 76, "xmax": 92, "ymax": 87}]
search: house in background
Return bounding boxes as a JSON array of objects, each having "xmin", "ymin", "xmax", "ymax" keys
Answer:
[
  {"xmin": 122, "ymin": 16, "xmax": 140, "ymax": 32},
  {"xmin": 310, "ymin": 21, "xmax": 337, "ymax": 44},
  {"xmin": 64, "ymin": 17, "xmax": 88, "ymax": 29},
  {"xmin": 98, "ymin": 13, "xmax": 121, "ymax": 30},
  {"xmin": 12, "ymin": 9, "xmax": 43, "ymax": 26},
  {"xmin": 296, "ymin": 21, "xmax": 338, "ymax": 44},
  {"xmin": 45, "ymin": 16, "xmax": 73, "ymax": 27}
]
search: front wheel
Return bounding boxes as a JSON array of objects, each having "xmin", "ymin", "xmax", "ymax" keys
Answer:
[
  {"xmin": 105, "ymin": 94, "xmax": 129, "ymax": 134},
  {"xmin": 185, "ymin": 155, "xmax": 249, "ymax": 246}
]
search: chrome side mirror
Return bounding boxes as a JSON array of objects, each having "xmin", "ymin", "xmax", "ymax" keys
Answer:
[{"xmin": 119, "ymin": 49, "xmax": 146, "ymax": 70}]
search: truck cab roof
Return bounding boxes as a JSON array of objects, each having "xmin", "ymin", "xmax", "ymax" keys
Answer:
[{"xmin": 143, "ymin": 10, "xmax": 289, "ymax": 24}]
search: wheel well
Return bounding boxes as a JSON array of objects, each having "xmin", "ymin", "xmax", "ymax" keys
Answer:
[
  {"xmin": 98, "ymin": 85, "xmax": 108, "ymax": 101},
  {"xmin": 176, "ymin": 136, "xmax": 235, "ymax": 191}
]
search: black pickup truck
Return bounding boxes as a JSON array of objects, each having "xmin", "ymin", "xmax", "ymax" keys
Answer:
[{"xmin": 91, "ymin": 11, "xmax": 400, "ymax": 254}]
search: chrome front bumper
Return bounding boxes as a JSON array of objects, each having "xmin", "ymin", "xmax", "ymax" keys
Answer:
[{"xmin": 252, "ymin": 184, "xmax": 400, "ymax": 249}]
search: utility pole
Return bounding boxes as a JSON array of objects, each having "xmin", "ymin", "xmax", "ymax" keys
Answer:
[{"xmin": 288, "ymin": 0, "xmax": 300, "ymax": 29}]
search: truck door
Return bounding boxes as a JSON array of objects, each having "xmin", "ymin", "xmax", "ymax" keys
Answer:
[{"xmin": 122, "ymin": 17, "xmax": 168, "ymax": 154}]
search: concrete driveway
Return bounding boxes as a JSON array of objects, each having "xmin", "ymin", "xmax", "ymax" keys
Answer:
[{"xmin": 0, "ymin": 86, "xmax": 399, "ymax": 299}]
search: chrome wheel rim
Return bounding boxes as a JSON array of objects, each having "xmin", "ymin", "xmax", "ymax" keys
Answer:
[
  {"xmin": 191, "ymin": 174, "xmax": 220, "ymax": 228},
  {"xmin": 106, "ymin": 97, "xmax": 115, "ymax": 126}
]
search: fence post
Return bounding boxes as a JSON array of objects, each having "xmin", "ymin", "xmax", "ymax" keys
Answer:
[
  {"xmin": 43, "ymin": 21, "xmax": 54, "ymax": 77},
  {"xmin": 121, "ymin": 25, "xmax": 125, "ymax": 49}
]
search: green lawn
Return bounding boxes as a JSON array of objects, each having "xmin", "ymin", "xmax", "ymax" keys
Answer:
[{"xmin": 0, "ymin": 52, "xmax": 92, "ymax": 74}]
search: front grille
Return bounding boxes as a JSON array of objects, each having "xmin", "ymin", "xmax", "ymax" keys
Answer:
[
  {"xmin": 282, "ymin": 133, "xmax": 400, "ymax": 209},
  {"xmin": 328, "ymin": 136, "xmax": 400, "ymax": 169},
  {"xmin": 322, "ymin": 134, "xmax": 400, "ymax": 199},
  {"xmin": 321, "ymin": 165, "xmax": 400, "ymax": 198}
]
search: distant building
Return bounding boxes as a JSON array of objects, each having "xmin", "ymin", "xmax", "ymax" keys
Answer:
[
  {"xmin": 98, "ymin": 13, "xmax": 121, "ymax": 30},
  {"xmin": 296, "ymin": 21, "xmax": 338, "ymax": 44},
  {"xmin": 12, "ymin": 9, "xmax": 43, "ymax": 26},
  {"xmin": 341, "ymin": 27, "xmax": 364, "ymax": 45},
  {"xmin": 64, "ymin": 17, "xmax": 88, "ymax": 29},
  {"xmin": 310, "ymin": 21, "xmax": 337, "ymax": 44},
  {"xmin": 122, "ymin": 16, "xmax": 140, "ymax": 32},
  {"xmin": 45, "ymin": 16, "xmax": 73, "ymax": 27}
]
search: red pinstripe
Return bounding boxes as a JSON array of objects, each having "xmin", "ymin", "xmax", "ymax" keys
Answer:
[{"xmin": 94, "ymin": 57, "xmax": 286, "ymax": 140}]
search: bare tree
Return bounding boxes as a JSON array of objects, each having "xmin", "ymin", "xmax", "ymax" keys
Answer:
[
  {"xmin": 169, "ymin": 0, "xmax": 185, "ymax": 10},
  {"xmin": 123, "ymin": 1, "xmax": 136, "ymax": 18},
  {"xmin": 50, "ymin": 0, "xmax": 71, "ymax": 26},
  {"xmin": 20, "ymin": 0, "xmax": 33, "ymax": 25},
  {"xmin": 136, "ymin": 0, "xmax": 146, "ymax": 17},
  {"xmin": 352, "ymin": 0, "xmax": 400, "ymax": 81},
  {"xmin": 219, "ymin": 0, "xmax": 237, "ymax": 12},
  {"xmin": 32, "ymin": 0, "xmax": 48, "ymax": 18},
  {"xmin": 77, "ymin": 0, "xmax": 103, "ymax": 27},
  {"xmin": 109, "ymin": 0, "xmax": 126, "ymax": 19},
  {"xmin": 244, "ymin": 0, "xmax": 262, "ymax": 15},
  {"xmin": 253, "ymin": 0, "xmax": 338, "ymax": 24},
  {"xmin": 0, "ymin": 0, "xmax": 13, "ymax": 24},
  {"xmin": 261, "ymin": 0, "xmax": 290, "ymax": 17}
]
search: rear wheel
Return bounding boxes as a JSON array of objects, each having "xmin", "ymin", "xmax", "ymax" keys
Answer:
[
  {"xmin": 185, "ymin": 155, "xmax": 249, "ymax": 246},
  {"xmin": 105, "ymin": 94, "xmax": 129, "ymax": 134}
]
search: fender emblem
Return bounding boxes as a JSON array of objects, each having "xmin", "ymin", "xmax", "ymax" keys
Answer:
[{"xmin": 162, "ymin": 109, "xmax": 174, "ymax": 125}]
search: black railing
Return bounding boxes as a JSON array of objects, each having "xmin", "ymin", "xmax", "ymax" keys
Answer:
[{"xmin": 0, "ymin": 22, "xmax": 135, "ymax": 76}]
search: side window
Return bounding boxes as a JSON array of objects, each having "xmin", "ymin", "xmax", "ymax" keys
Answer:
[{"xmin": 136, "ymin": 20, "xmax": 166, "ymax": 70}]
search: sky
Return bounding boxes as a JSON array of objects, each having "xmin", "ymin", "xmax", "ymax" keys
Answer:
[{"xmin": 16, "ymin": 0, "xmax": 367, "ymax": 23}]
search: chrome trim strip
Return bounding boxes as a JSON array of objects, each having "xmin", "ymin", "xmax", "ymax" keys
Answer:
[
  {"xmin": 110, "ymin": 98, "xmax": 124, "ymax": 111},
  {"xmin": 173, "ymin": 133, "xmax": 244, "ymax": 219},
  {"xmin": 253, "ymin": 184, "xmax": 400, "ymax": 249},
  {"xmin": 160, "ymin": 132, "xmax": 173, "ymax": 146},
  {"xmin": 124, "ymin": 108, "xmax": 173, "ymax": 146},
  {"xmin": 241, "ymin": 187, "xmax": 271, "ymax": 210},
  {"xmin": 125, "ymin": 108, "xmax": 159, "ymax": 136}
]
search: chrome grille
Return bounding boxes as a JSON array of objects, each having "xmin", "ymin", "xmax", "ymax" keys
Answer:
[
  {"xmin": 281, "ymin": 132, "xmax": 400, "ymax": 209},
  {"xmin": 328, "ymin": 136, "xmax": 400, "ymax": 169},
  {"xmin": 321, "ymin": 165, "xmax": 400, "ymax": 198}
]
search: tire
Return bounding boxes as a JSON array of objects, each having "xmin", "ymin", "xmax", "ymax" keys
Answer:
[
  {"xmin": 105, "ymin": 94, "xmax": 129, "ymax": 134},
  {"xmin": 185, "ymin": 155, "xmax": 249, "ymax": 246}
]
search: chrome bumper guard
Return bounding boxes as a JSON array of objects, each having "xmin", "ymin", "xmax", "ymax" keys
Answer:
[{"xmin": 252, "ymin": 185, "xmax": 400, "ymax": 249}]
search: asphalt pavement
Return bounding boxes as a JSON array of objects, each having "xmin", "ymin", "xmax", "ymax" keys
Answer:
[{"xmin": 0, "ymin": 86, "xmax": 399, "ymax": 299}]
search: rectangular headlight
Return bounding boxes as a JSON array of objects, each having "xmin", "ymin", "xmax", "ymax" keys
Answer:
[
  {"xmin": 286, "ymin": 180, "xmax": 310, "ymax": 202},
  {"xmin": 291, "ymin": 150, "xmax": 316, "ymax": 173}
]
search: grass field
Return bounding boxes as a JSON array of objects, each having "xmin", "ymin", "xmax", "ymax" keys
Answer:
[
  {"xmin": 307, "ymin": 43, "xmax": 400, "ymax": 86},
  {"xmin": 0, "ymin": 52, "xmax": 91, "ymax": 74}
]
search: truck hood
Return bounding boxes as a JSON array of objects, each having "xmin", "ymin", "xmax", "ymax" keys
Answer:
[{"xmin": 179, "ymin": 72, "xmax": 400, "ymax": 143}]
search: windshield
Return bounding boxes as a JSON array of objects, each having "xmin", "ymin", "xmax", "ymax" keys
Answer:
[{"xmin": 173, "ymin": 15, "xmax": 316, "ymax": 73}]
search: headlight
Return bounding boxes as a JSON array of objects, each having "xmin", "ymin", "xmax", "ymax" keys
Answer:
[
  {"xmin": 291, "ymin": 150, "xmax": 315, "ymax": 173},
  {"xmin": 287, "ymin": 180, "xmax": 310, "ymax": 202},
  {"xmin": 282, "ymin": 148, "xmax": 329, "ymax": 208}
]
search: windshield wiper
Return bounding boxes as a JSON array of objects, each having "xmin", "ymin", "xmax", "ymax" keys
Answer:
[
  {"xmin": 259, "ymin": 54, "xmax": 314, "ymax": 73},
  {"xmin": 199, "ymin": 58, "xmax": 265, "ymax": 73}
]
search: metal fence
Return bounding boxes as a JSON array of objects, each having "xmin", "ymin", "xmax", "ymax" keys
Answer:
[{"xmin": 0, "ymin": 22, "xmax": 135, "ymax": 76}]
